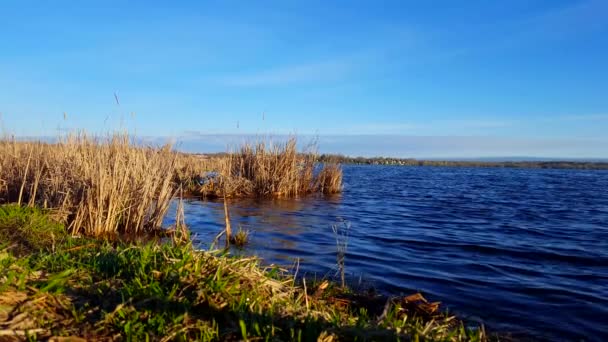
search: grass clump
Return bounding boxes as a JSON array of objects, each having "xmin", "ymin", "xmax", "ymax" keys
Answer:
[
  {"xmin": 0, "ymin": 134, "xmax": 177, "ymax": 237},
  {"xmin": 0, "ymin": 205, "xmax": 66, "ymax": 255},
  {"xmin": 316, "ymin": 162, "xmax": 343, "ymax": 194},
  {"xmin": 198, "ymin": 137, "xmax": 343, "ymax": 198},
  {"xmin": 229, "ymin": 226, "xmax": 250, "ymax": 247},
  {"xmin": 0, "ymin": 205, "xmax": 489, "ymax": 341}
]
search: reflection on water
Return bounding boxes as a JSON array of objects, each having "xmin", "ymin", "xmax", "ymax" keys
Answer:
[
  {"xmin": 164, "ymin": 165, "xmax": 608, "ymax": 341},
  {"xmin": 166, "ymin": 194, "xmax": 346, "ymax": 274}
]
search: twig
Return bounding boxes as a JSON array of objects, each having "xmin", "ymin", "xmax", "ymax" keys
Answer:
[
  {"xmin": 65, "ymin": 243, "xmax": 97, "ymax": 252},
  {"xmin": 303, "ymin": 278, "xmax": 309, "ymax": 312},
  {"xmin": 292, "ymin": 257, "xmax": 300, "ymax": 287},
  {"xmin": 376, "ymin": 297, "xmax": 393, "ymax": 323},
  {"xmin": 17, "ymin": 147, "xmax": 33, "ymax": 206},
  {"xmin": 223, "ymin": 195, "xmax": 232, "ymax": 248},
  {"xmin": 0, "ymin": 329, "xmax": 47, "ymax": 336}
]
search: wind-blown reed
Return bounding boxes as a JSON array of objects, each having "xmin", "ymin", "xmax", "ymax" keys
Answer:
[
  {"xmin": 199, "ymin": 137, "xmax": 342, "ymax": 198},
  {"xmin": 0, "ymin": 133, "xmax": 343, "ymax": 237},
  {"xmin": 0, "ymin": 134, "xmax": 176, "ymax": 236}
]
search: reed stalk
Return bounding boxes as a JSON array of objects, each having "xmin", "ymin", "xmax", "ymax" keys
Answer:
[{"xmin": 0, "ymin": 133, "xmax": 176, "ymax": 237}]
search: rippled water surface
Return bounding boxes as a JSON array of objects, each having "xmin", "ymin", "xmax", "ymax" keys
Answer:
[{"xmin": 166, "ymin": 166, "xmax": 608, "ymax": 341}]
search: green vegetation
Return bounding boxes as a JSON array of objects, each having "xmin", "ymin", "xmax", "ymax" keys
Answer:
[
  {"xmin": 318, "ymin": 154, "xmax": 608, "ymax": 170},
  {"xmin": 230, "ymin": 226, "xmax": 251, "ymax": 248},
  {"xmin": 0, "ymin": 205, "xmax": 66, "ymax": 256},
  {"xmin": 1, "ymin": 205, "xmax": 489, "ymax": 341}
]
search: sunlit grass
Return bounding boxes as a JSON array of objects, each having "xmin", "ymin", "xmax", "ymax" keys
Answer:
[
  {"xmin": 0, "ymin": 134, "xmax": 176, "ymax": 237},
  {"xmin": 0, "ymin": 133, "xmax": 343, "ymax": 239},
  {"xmin": 0, "ymin": 205, "xmax": 489, "ymax": 341},
  {"xmin": 196, "ymin": 137, "xmax": 343, "ymax": 198}
]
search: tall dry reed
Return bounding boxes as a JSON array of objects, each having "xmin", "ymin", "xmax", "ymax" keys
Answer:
[
  {"xmin": 315, "ymin": 163, "xmax": 343, "ymax": 194},
  {"xmin": 0, "ymin": 133, "xmax": 342, "ymax": 236},
  {"xmin": 0, "ymin": 134, "xmax": 176, "ymax": 236},
  {"xmin": 198, "ymin": 137, "xmax": 342, "ymax": 198}
]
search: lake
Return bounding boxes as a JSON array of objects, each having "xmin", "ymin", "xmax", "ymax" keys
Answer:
[{"xmin": 165, "ymin": 165, "xmax": 608, "ymax": 341}]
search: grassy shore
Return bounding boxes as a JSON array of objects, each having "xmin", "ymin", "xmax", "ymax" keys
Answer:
[
  {"xmin": 1, "ymin": 134, "xmax": 493, "ymax": 340},
  {"xmin": 1, "ymin": 205, "xmax": 488, "ymax": 341}
]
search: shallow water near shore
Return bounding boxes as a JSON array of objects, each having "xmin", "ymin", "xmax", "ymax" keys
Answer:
[{"xmin": 165, "ymin": 165, "xmax": 608, "ymax": 341}]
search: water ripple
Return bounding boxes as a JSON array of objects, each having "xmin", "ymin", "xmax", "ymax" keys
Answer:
[{"xmin": 166, "ymin": 165, "xmax": 608, "ymax": 341}]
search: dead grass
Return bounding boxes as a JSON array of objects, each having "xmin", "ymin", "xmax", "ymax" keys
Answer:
[
  {"xmin": 197, "ymin": 137, "xmax": 343, "ymax": 198},
  {"xmin": 0, "ymin": 133, "xmax": 176, "ymax": 237},
  {"xmin": 316, "ymin": 162, "xmax": 343, "ymax": 194},
  {"xmin": 0, "ymin": 133, "xmax": 343, "ymax": 238}
]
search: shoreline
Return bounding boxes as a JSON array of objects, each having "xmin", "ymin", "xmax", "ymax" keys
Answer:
[
  {"xmin": 0, "ymin": 204, "xmax": 490, "ymax": 341},
  {"xmin": 316, "ymin": 155, "xmax": 608, "ymax": 170}
]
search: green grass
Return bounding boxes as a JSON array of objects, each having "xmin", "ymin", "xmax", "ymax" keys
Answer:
[
  {"xmin": 0, "ymin": 205, "xmax": 67, "ymax": 255},
  {"xmin": 230, "ymin": 226, "xmax": 250, "ymax": 248},
  {"xmin": 0, "ymin": 205, "xmax": 490, "ymax": 341}
]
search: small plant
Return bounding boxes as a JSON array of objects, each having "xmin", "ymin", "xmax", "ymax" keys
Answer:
[
  {"xmin": 332, "ymin": 219, "xmax": 351, "ymax": 288},
  {"xmin": 316, "ymin": 163, "xmax": 343, "ymax": 194},
  {"xmin": 170, "ymin": 194, "xmax": 190, "ymax": 245},
  {"xmin": 230, "ymin": 226, "xmax": 250, "ymax": 247},
  {"xmin": 0, "ymin": 205, "xmax": 66, "ymax": 254}
]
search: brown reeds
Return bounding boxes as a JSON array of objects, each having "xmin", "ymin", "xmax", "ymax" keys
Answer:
[
  {"xmin": 0, "ymin": 133, "xmax": 343, "ymax": 237},
  {"xmin": 173, "ymin": 152, "xmax": 221, "ymax": 192},
  {"xmin": 0, "ymin": 133, "xmax": 176, "ymax": 237},
  {"xmin": 198, "ymin": 137, "xmax": 342, "ymax": 198},
  {"xmin": 315, "ymin": 162, "xmax": 343, "ymax": 194}
]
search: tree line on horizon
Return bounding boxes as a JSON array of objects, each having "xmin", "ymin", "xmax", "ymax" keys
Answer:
[{"xmin": 316, "ymin": 154, "xmax": 608, "ymax": 170}]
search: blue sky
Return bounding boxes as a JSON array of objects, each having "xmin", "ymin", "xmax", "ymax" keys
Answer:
[{"xmin": 1, "ymin": 0, "xmax": 607, "ymax": 158}]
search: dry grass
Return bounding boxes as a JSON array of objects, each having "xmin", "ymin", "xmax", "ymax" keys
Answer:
[
  {"xmin": 316, "ymin": 162, "xmax": 343, "ymax": 194},
  {"xmin": 197, "ymin": 137, "xmax": 342, "ymax": 198},
  {"xmin": 0, "ymin": 133, "xmax": 342, "ymax": 237},
  {"xmin": 0, "ymin": 133, "xmax": 176, "ymax": 237},
  {"xmin": 173, "ymin": 152, "xmax": 222, "ymax": 190},
  {"xmin": 230, "ymin": 226, "xmax": 250, "ymax": 247}
]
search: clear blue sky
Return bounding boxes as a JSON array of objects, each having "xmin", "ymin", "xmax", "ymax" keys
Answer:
[{"xmin": 1, "ymin": 0, "xmax": 607, "ymax": 158}]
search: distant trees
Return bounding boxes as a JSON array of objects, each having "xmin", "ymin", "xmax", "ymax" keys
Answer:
[{"xmin": 316, "ymin": 154, "xmax": 608, "ymax": 170}]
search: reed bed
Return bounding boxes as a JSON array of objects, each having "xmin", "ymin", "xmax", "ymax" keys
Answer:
[
  {"xmin": 1, "ymin": 133, "xmax": 342, "ymax": 237},
  {"xmin": 0, "ymin": 134, "xmax": 176, "ymax": 237},
  {"xmin": 198, "ymin": 137, "xmax": 342, "ymax": 198},
  {"xmin": 315, "ymin": 162, "xmax": 343, "ymax": 194},
  {"xmin": 173, "ymin": 152, "xmax": 222, "ymax": 190}
]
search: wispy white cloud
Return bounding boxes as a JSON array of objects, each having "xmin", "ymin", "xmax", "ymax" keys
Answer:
[
  {"xmin": 554, "ymin": 114, "xmax": 608, "ymax": 122},
  {"xmin": 341, "ymin": 118, "xmax": 512, "ymax": 135},
  {"xmin": 404, "ymin": 0, "xmax": 608, "ymax": 62},
  {"xmin": 343, "ymin": 123, "xmax": 420, "ymax": 134},
  {"xmin": 218, "ymin": 60, "xmax": 353, "ymax": 87},
  {"xmin": 487, "ymin": 0, "xmax": 608, "ymax": 52},
  {"xmin": 334, "ymin": 113, "xmax": 608, "ymax": 136},
  {"xmin": 526, "ymin": 0, "xmax": 608, "ymax": 36},
  {"xmin": 433, "ymin": 119, "xmax": 513, "ymax": 129}
]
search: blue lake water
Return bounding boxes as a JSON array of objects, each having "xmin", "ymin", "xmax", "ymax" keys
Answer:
[{"xmin": 165, "ymin": 165, "xmax": 608, "ymax": 341}]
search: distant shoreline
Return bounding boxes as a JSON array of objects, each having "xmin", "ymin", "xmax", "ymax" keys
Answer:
[
  {"xmin": 190, "ymin": 152, "xmax": 608, "ymax": 170},
  {"xmin": 316, "ymin": 154, "xmax": 608, "ymax": 170}
]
